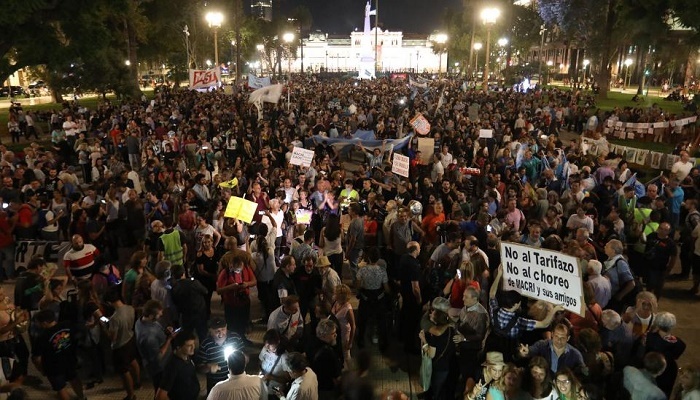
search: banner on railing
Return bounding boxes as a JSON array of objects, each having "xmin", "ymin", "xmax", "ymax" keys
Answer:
[
  {"xmin": 15, "ymin": 241, "xmax": 71, "ymax": 272},
  {"xmin": 603, "ymin": 115, "xmax": 698, "ymax": 138}
]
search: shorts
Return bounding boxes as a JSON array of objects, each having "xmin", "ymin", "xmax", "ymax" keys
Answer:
[
  {"xmin": 112, "ymin": 337, "xmax": 137, "ymax": 374},
  {"xmin": 47, "ymin": 369, "xmax": 77, "ymax": 391}
]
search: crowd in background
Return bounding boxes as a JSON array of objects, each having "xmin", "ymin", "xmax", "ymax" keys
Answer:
[{"xmin": 0, "ymin": 75, "xmax": 698, "ymax": 400}]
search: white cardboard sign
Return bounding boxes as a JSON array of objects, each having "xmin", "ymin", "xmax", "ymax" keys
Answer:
[
  {"xmin": 392, "ymin": 153, "xmax": 410, "ymax": 177},
  {"xmin": 500, "ymin": 242, "xmax": 584, "ymax": 316},
  {"xmin": 289, "ymin": 147, "xmax": 315, "ymax": 167}
]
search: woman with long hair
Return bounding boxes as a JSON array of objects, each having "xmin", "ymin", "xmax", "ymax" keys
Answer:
[
  {"xmin": 486, "ymin": 363, "xmax": 529, "ymax": 400},
  {"xmin": 252, "ymin": 232, "xmax": 276, "ymax": 321},
  {"xmin": 332, "ymin": 284, "xmax": 356, "ymax": 367},
  {"xmin": 554, "ymin": 368, "xmax": 581, "ymax": 400},
  {"xmin": 195, "ymin": 235, "xmax": 219, "ymax": 319},
  {"xmin": 122, "ymin": 251, "xmax": 148, "ymax": 306},
  {"xmin": 320, "ymin": 213, "xmax": 344, "ymax": 278},
  {"xmin": 524, "ymin": 357, "xmax": 558, "ymax": 400},
  {"xmin": 419, "ymin": 297, "xmax": 457, "ymax": 400}
]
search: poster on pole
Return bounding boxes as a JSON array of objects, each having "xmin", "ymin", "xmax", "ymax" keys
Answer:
[
  {"xmin": 479, "ymin": 129, "xmax": 493, "ymax": 139},
  {"xmin": 392, "ymin": 153, "xmax": 410, "ymax": 177},
  {"xmin": 410, "ymin": 113, "xmax": 431, "ymax": 136},
  {"xmin": 189, "ymin": 67, "xmax": 221, "ymax": 90},
  {"xmin": 500, "ymin": 242, "xmax": 584, "ymax": 316},
  {"xmin": 417, "ymin": 138, "xmax": 435, "ymax": 164},
  {"xmin": 224, "ymin": 196, "xmax": 259, "ymax": 223},
  {"xmin": 289, "ymin": 147, "xmax": 315, "ymax": 167}
]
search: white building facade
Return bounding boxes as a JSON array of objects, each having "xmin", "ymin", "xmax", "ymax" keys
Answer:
[{"xmin": 283, "ymin": 29, "xmax": 446, "ymax": 74}]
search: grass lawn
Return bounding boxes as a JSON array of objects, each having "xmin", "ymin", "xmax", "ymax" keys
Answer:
[{"xmin": 0, "ymin": 94, "xmax": 139, "ymax": 152}]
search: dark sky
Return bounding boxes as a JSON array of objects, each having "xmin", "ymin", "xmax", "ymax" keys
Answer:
[{"xmin": 274, "ymin": 0, "xmax": 464, "ymax": 35}]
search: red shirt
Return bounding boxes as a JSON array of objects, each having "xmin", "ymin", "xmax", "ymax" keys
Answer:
[
  {"xmin": 0, "ymin": 216, "xmax": 13, "ymax": 248},
  {"xmin": 217, "ymin": 266, "xmax": 254, "ymax": 306}
]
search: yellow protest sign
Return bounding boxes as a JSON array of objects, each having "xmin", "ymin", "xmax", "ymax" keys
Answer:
[
  {"xmin": 219, "ymin": 177, "xmax": 238, "ymax": 189},
  {"xmin": 224, "ymin": 196, "xmax": 259, "ymax": 223}
]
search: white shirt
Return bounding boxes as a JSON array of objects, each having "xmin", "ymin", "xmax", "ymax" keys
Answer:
[
  {"xmin": 282, "ymin": 368, "xmax": 318, "ymax": 400},
  {"xmin": 440, "ymin": 152, "xmax": 453, "ymax": 169},
  {"xmin": 63, "ymin": 120, "xmax": 77, "ymax": 137},
  {"xmin": 672, "ymin": 160, "xmax": 693, "ymax": 182},
  {"xmin": 207, "ymin": 373, "xmax": 268, "ymax": 400},
  {"xmin": 267, "ymin": 306, "xmax": 304, "ymax": 341},
  {"xmin": 431, "ymin": 161, "xmax": 444, "ymax": 181}
]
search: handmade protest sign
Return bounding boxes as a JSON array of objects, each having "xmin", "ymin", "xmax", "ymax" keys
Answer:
[
  {"xmin": 479, "ymin": 129, "xmax": 493, "ymax": 138},
  {"xmin": 392, "ymin": 153, "xmax": 410, "ymax": 177},
  {"xmin": 500, "ymin": 242, "xmax": 584, "ymax": 316},
  {"xmin": 290, "ymin": 147, "xmax": 315, "ymax": 167},
  {"xmin": 224, "ymin": 196, "xmax": 259, "ymax": 223}
]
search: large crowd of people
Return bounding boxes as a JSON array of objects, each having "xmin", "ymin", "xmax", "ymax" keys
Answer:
[{"xmin": 0, "ymin": 74, "xmax": 698, "ymax": 400}]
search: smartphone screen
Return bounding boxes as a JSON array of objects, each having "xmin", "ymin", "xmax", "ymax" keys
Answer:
[{"xmin": 100, "ymin": 316, "xmax": 109, "ymax": 323}]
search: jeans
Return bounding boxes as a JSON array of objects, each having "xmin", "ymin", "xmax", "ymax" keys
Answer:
[{"xmin": 347, "ymin": 249, "xmax": 363, "ymax": 285}]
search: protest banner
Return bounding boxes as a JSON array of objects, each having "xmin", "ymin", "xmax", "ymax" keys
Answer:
[
  {"xmin": 189, "ymin": 67, "xmax": 221, "ymax": 89},
  {"xmin": 417, "ymin": 138, "xmax": 434, "ymax": 164},
  {"xmin": 410, "ymin": 113, "xmax": 431, "ymax": 135},
  {"xmin": 15, "ymin": 241, "xmax": 71, "ymax": 272},
  {"xmin": 479, "ymin": 129, "xmax": 493, "ymax": 138},
  {"xmin": 289, "ymin": 147, "xmax": 315, "ymax": 167},
  {"xmin": 295, "ymin": 209, "xmax": 313, "ymax": 225},
  {"xmin": 392, "ymin": 153, "xmax": 410, "ymax": 177},
  {"xmin": 224, "ymin": 196, "xmax": 259, "ymax": 223},
  {"xmin": 500, "ymin": 242, "xmax": 584, "ymax": 316}
]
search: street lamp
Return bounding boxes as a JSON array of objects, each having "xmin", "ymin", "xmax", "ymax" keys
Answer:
[
  {"xmin": 206, "ymin": 59, "xmax": 212, "ymax": 67},
  {"xmin": 480, "ymin": 7, "xmax": 500, "ymax": 91},
  {"xmin": 283, "ymin": 32, "xmax": 295, "ymax": 74},
  {"xmin": 125, "ymin": 60, "xmax": 131, "ymax": 67},
  {"xmin": 435, "ymin": 33, "xmax": 448, "ymax": 75},
  {"xmin": 624, "ymin": 58, "xmax": 633, "ymax": 91},
  {"xmin": 474, "ymin": 42, "xmax": 483, "ymax": 80},
  {"xmin": 582, "ymin": 59, "xmax": 590, "ymax": 87},
  {"xmin": 205, "ymin": 11, "xmax": 224, "ymax": 68}
]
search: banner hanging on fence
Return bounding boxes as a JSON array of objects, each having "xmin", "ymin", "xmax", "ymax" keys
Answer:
[
  {"xmin": 15, "ymin": 241, "xmax": 71, "ymax": 272},
  {"xmin": 500, "ymin": 242, "xmax": 584, "ymax": 316}
]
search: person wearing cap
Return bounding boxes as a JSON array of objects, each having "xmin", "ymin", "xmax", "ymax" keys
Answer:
[
  {"xmin": 418, "ymin": 297, "xmax": 457, "ymax": 400},
  {"xmin": 196, "ymin": 316, "xmax": 245, "ymax": 394},
  {"xmin": 465, "ymin": 352, "xmax": 506, "ymax": 400},
  {"xmin": 316, "ymin": 256, "xmax": 341, "ymax": 303},
  {"xmin": 207, "ymin": 350, "xmax": 267, "ymax": 400}
]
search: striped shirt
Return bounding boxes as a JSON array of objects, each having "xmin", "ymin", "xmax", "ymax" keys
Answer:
[
  {"xmin": 63, "ymin": 244, "xmax": 99, "ymax": 280},
  {"xmin": 195, "ymin": 332, "xmax": 244, "ymax": 389}
]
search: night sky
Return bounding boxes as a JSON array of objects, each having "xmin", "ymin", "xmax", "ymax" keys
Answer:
[{"xmin": 274, "ymin": 0, "xmax": 464, "ymax": 35}]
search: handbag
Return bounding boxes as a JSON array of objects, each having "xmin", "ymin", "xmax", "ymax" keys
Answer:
[{"xmin": 419, "ymin": 327, "xmax": 453, "ymax": 391}]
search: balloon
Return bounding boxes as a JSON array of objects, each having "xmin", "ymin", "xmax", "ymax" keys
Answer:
[{"xmin": 409, "ymin": 200, "xmax": 423, "ymax": 216}]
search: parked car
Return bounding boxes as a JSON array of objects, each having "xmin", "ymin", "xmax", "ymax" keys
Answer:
[{"xmin": 0, "ymin": 86, "xmax": 26, "ymax": 97}]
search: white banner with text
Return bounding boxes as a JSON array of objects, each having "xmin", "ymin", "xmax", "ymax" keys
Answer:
[{"xmin": 500, "ymin": 242, "xmax": 584, "ymax": 316}]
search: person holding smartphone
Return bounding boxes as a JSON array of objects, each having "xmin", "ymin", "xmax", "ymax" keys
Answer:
[{"xmin": 135, "ymin": 300, "xmax": 174, "ymax": 394}]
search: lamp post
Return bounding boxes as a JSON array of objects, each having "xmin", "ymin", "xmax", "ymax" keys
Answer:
[
  {"xmin": 256, "ymin": 44, "xmax": 265, "ymax": 75},
  {"xmin": 473, "ymin": 42, "xmax": 483, "ymax": 81},
  {"xmin": 283, "ymin": 32, "xmax": 295, "ymax": 74},
  {"xmin": 546, "ymin": 60, "xmax": 553, "ymax": 85},
  {"xmin": 624, "ymin": 58, "xmax": 633, "ymax": 91},
  {"xmin": 205, "ymin": 11, "xmax": 224, "ymax": 68},
  {"xmin": 435, "ymin": 33, "xmax": 448, "ymax": 75},
  {"xmin": 582, "ymin": 59, "xmax": 590, "ymax": 88},
  {"xmin": 537, "ymin": 24, "xmax": 547, "ymax": 87},
  {"xmin": 480, "ymin": 7, "xmax": 500, "ymax": 91}
]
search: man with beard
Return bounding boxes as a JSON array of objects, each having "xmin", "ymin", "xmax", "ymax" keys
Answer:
[
  {"xmin": 42, "ymin": 167, "xmax": 63, "ymax": 197},
  {"xmin": 439, "ymin": 180, "xmax": 458, "ymax": 216},
  {"xmin": 63, "ymin": 234, "xmax": 100, "ymax": 282},
  {"xmin": 195, "ymin": 317, "xmax": 245, "ymax": 395}
]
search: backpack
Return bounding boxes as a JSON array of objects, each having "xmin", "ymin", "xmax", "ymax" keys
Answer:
[{"xmin": 97, "ymin": 264, "xmax": 122, "ymax": 287}]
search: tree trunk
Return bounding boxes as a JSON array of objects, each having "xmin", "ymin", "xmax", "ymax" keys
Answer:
[
  {"xmin": 596, "ymin": 0, "xmax": 618, "ymax": 99},
  {"xmin": 684, "ymin": 50, "xmax": 693, "ymax": 89},
  {"xmin": 51, "ymin": 90, "xmax": 63, "ymax": 103},
  {"xmin": 636, "ymin": 47, "xmax": 647, "ymax": 95}
]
